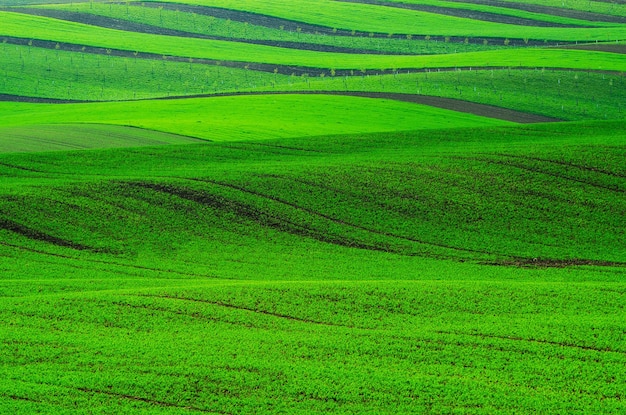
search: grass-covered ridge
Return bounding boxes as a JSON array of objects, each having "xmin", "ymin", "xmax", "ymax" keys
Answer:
[
  {"xmin": 0, "ymin": 123, "xmax": 625, "ymax": 413},
  {"xmin": 2, "ymin": 11, "xmax": 625, "ymax": 70},
  {"xmin": 0, "ymin": 1, "xmax": 625, "ymax": 414},
  {"xmin": 0, "ymin": 95, "xmax": 513, "ymax": 142}
]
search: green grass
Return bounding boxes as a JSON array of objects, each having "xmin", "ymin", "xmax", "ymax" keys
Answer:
[
  {"xmin": 45, "ymin": 2, "xmax": 504, "ymax": 55},
  {"xmin": 469, "ymin": 0, "xmax": 626, "ymax": 17},
  {"xmin": 378, "ymin": 0, "xmax": 614, "ymax": 26},
  {"xmin": 0, "ymin": 120, "xmax": 624, "ymax": 266},
  {"xmin": 0, "ymin": 122, "xmax": 625, "ymax": 413},
  {"xmin": 1, "ymin": 2, "xmax": 625, "ymax": 414},
  {"xmin": 0, "ymin": 42, "xmax": 288, "ymax": 101},
  {"xmin": 131, "ymin": 0, "xmax": 626, "ymax": 40},
  {"xmin": 274, "ymin": 68, "xmax": 626, "ymax": 121},
  {"xmin": 1, "ymin": 279, "xmax": 624, "ymax": 414},
  {"xmin": 0, "ymin": 95, "xmax": 512, "ymax": 142},
  {"xmin": 2, "ymin": 12, "xmax": 625, "ymax": 70},
  {"xmin": 1, "ymin": 41, "xmax": 624, "ymax": 121},
  {"xmin": 0, "ymin": 124, "xmax": 203, "ymax": 153}
]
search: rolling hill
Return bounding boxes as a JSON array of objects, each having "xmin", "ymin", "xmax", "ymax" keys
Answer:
[{"xmin": 0, "ymin": 1, "xmax": 625, "ymax": 414}]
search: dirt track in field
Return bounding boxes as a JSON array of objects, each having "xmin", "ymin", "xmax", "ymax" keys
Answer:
[
  {"xmin": 338, "ymin": 0, "xmax": 590, "ymax": 27},
  {"xmin": 444, "ymin": 0, "xmax": 626, "ymax": 23}
]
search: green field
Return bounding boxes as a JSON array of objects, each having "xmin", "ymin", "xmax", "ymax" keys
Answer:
[{"xmin": 0, "ymin": 1, "xmax": 625, "ymax": 414}]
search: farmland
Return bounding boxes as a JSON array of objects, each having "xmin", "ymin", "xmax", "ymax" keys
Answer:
[{"xmin": 0, "ymin": 0, "xmax": 625, "ymax": 414}]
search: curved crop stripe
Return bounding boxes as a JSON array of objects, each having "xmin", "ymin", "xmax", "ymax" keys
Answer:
[{"xmin": 1, "ymin": 12, "xmax": 625, "ymax": 71}]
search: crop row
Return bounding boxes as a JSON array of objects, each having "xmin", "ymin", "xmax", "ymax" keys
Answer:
[
  {"xmin": 1, "ymin": 40, "xmax": 624, "ymax": 121},
  {"xmin": 116, "ymin": 0, "xmax": 626, "ymax": 40},
  {"xmin": 1, "ymin": 11, "xmax": 625, "ymax": 71},
  {"xmin": 33, "ymin": 3, "xmax": 505, "ymax": 55}
]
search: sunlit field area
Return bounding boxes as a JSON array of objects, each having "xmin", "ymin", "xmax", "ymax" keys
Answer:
[{"xmin": 0, "ymin": 0, "xmax": 625, "ymax": 413}]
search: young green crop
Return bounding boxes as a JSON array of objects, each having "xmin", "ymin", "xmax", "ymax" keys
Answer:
[
  {"xmin": 0, "ymin": 94, "xmax": 512, "ymax": 142},
  {"xmin": 46, "ymin": 2, "xmax": 503, "ymax": 55},
  {"xmin": 2, "ymin": 12, "xmax": 625, "ymax": 70},
  {"xmin": 131, "ymin": 0, "xmax": 626, "ymax": 40},
  {"xmin": 267, "ymin": 68, "xmax": 626, "ymax": 121},
  {"xmin": 376, "ymin": 0, "xmax": 611, "ymax": 26},
  {"xmin": 0, "ymin": 124, "xmax": 202, "ymax": 153},
  {"xmin": 459, "ymin": 0, "xmax": 626, "ymax": 17},
  {"xmin": 0, "ymin": 42, "xmax": 289, "ymax": 101},
  {"xmin": 0, "ymin": 2, "xmax": 624, "ymax": 414},
  {"xmin": 0, "ymin": 120, "xmax": 624, "ymax": 414}
]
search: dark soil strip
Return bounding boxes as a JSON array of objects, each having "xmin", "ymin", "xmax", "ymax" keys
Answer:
[
  {"xmin": 443, "ymin": 0, "xmax": 626, "ymax": 23},
  {"xmin": 592, "ymin": 0, "xmax": 626, "ymax": 4},
  {"xmin": 0, "ymin": 161, "xmax": 46, "ymax": 172},
  {"xmin": 76, "ymin": 387, "xmax": 227, "ymax": 414},
  {"xmin": 5, "ymin": 395, "xmax": 41, "ymax": 403},
  {"xmin": 338, "ymin": 0, "xmax": 588, "ymax": 27},
  {"xmin": 128, "ymin": 1, "xmax": 574, "ymax": 46},
  {"xmin": 0, "ymin": 93, "xmax": 84, "ymax": 104},
  {"xmin": 138, "ymin": 293, "xmax": 357, "ymax": 329},
  {"xmin": 438, "ymin": 330, "xmax": 626, "ymax": 354},
  {"xmin": 0, "ymin": 218, "xmax": 99, "ymax": 252},
  {"xmin": 554, "ymin": 44, "xmax": 626, "ymax": 54},
  {"xmin": 13, "ymin": 7, "xmax": 398, "ymax": 55}
]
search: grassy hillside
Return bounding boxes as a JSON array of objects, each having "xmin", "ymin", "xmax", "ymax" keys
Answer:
[
  {"xmin": 0, "ymin": 1, "xmax": 625, "ymax": 414},
  {"xmin": 1, "ymin": 123, "xmax": 625, "ymax": 414}
]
